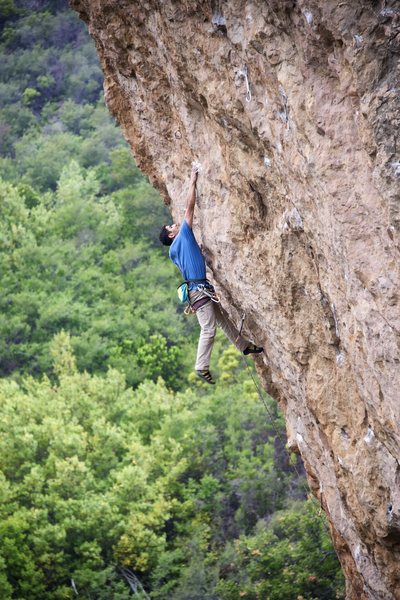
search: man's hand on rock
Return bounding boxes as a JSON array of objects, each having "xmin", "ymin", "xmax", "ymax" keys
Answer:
[{"xmin": 190, "ymin": 166, "xmax": 198, "ymax": 185}]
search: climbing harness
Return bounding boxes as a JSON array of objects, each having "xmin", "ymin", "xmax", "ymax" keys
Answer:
[
  {"xmin": 178, "ymin": 279, "xmax": 221, "ymax": 314},
  {"xmin": 194, "ymin": 282, "xmax": 221, "ymax": 303}
]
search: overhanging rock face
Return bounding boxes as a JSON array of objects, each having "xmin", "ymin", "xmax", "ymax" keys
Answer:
[{"xmin": 70, "ymin": 1, "xmax": 400, "ymax": 597}]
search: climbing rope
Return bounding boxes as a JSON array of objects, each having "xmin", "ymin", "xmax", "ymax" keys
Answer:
[
  {"xmin": 240, "ymin": 350, "xmax": 291, "ymax": 464},
  {"xmin": 237, "ymin": 313, "xmax": 295, "ymax": 454},
  {"xmin": 239, "ymin": 351, "xmax": 336, "ymax": 531},
  {"xmin": 235, "ymin": 312, "xmax": 246, "ymax": 344},
  {"xmin": 238, "ymin": 312, "xmax": 334, "ymax": 529},
  {"xmin": 240, "ymin": 345, "xmax": 333, "ymax": 535}
]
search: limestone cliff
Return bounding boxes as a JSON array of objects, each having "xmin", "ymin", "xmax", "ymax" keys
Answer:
[{"xmin": 70, "ymin": 1, "xmax": 400, "ymax": 597}]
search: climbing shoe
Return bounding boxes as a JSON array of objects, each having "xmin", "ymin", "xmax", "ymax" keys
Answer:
[
  {"xmin": 243, "ymin": 343, "xmax": 264, "ymax": 355},
  {"xmin": 196, "ymin": 369, "xmax": 216, "ymax": 385}
]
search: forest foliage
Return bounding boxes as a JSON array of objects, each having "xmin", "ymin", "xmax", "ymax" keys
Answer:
[{"xmin": 0, "ymin": 2, "xmax": 345, "ymax": 598}]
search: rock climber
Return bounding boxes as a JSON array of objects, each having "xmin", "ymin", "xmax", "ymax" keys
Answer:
[{"xmin": 159, "ymin": 165, "xmax": 263, "ymax": 384}]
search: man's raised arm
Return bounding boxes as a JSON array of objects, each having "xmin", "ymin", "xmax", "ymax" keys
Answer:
[{"xmin": 184, "ymin": 166, "xmax": 198, "ymax": 228}]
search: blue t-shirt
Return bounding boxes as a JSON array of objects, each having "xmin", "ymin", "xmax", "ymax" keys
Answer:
[{"xmin": 169, "ymin": 220, "xmax": 206, "ymax": 283}]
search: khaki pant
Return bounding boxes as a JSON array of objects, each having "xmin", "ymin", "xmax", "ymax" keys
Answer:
[{"xmin": 189, "ymin": 289, "xmax": 248, "ymax": 370}]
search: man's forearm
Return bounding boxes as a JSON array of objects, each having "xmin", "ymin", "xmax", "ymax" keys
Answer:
[
  {"xmin": 186, "ymin": 180, "xmax": 196, "ymax": 211},
  {"xmin": 184, "ymin": 169, "xmax": 198, "ymax": 227}
]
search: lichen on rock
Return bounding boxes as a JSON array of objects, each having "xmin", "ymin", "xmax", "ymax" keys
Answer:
[{"xmin": 70, "ymin": 1, "xmax": 400, "ymax": 597}]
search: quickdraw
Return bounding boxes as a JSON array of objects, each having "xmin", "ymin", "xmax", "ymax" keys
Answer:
[{"xmin": 194, "ymin": 283, "xmax": 221, "ymax": 304}]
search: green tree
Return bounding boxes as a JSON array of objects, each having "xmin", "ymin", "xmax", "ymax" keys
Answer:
[{"xmin": 215, "ymin": 500, "xmax": 345, "ymax": 600}]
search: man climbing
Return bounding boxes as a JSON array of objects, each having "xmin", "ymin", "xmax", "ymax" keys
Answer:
[{"xmin": 159, "ymin": 166, "xmax": 263, "ymax": 384}]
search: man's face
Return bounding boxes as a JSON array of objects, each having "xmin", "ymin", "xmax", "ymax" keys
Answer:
[{"xmin": 166, "ymin": 223, "xmax": 180, "ymax": 239}]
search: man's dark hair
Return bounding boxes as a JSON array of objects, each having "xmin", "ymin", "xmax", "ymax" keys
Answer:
[{"xmin": 159, "ymin": 225, "xmax": 173, "ymax": 246}]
